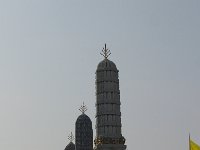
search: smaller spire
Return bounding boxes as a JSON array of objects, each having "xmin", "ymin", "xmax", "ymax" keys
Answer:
[
  {"xmin": 79, "ymin": 102, "xmax": 87, "ymax": 114},
  {"xmin": 100, "ymin": 43, "xmax": 111, "ymax": 59},
  {"xmin": 68, "ymin": 132, "xmax": 75, "ymax": 142}
]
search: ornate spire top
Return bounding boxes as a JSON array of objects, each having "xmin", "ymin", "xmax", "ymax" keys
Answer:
[
  {"xmin": 100, "ymin": 44, "xmax": 111, "ymax": 59},
  {"xmin": 68, "ymin": 132, "xmax": 75, "ymax": 142},
  {"xmin": 79, "ymin": 102, "xmax": 87, "ymax": 114}
]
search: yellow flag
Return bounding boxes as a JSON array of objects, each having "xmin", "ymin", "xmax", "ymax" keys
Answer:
[{"xmin": 190, "ymin": 139, "xmax": 200, "ymax": 150}]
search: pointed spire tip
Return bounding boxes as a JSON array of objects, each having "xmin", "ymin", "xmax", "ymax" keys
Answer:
[
  {"xmin": 79, "ymin": 102, "xmax": 87, "ymax": 114},
  {"xmin": 100, "ymin": 43, "xmax": 111, "ymax": 59}
]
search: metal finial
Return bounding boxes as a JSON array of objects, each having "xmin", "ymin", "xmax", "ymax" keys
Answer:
[
  {"xmin": 79, "ymin": 102, "xmax": 87, "ymax": 114},
  {"xmin": 68, "ymin": 132, "xmax": 75, "ymax": 142},
  {"xmin": 100, "ymin": 43, "xmax": 111, "ymax": 59}
]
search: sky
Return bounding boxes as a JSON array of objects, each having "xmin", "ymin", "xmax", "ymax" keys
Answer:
[{"xmin": 0, "ymin": 0, "xmax": 200, "ymax": 150}]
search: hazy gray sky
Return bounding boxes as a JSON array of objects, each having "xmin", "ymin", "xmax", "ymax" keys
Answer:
[{"xmin": 0, "ymin": 0, "xmax": 200, "ymax": 150}]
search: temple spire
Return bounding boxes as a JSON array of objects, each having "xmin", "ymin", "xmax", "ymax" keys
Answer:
[
  {"xmin": 79, "ymin": 102, "xmax": 87, "ymax": 114},
  {"xmin": 100, "ymin": 44, "xmax": 111, "ymax": 59},
  {"xmin": 68, "ymin": 132, "xmax": 75, "ymax": 143}
]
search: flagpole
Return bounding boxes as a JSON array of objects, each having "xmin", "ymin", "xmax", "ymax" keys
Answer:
[{"xmin": 189, "ymin": 133, "xmax": 191, "ymax": 150}]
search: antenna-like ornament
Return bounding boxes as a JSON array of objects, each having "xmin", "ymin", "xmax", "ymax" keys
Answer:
[
  {"xmin": 79, "ymin": 102, "xmax": 87, "ymax": 114},
  {"xmin": 100, "ymin": 43, "xmax": 111, "ymax": 59},
  {"xmin": 68, "ymin": 132, "xmax": 75, "ymax": 142}
]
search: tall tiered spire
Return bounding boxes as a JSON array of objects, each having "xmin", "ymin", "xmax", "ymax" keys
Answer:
[{"xmin": 94, "ymin": 45, "xmax": 126, "ymax": 150}]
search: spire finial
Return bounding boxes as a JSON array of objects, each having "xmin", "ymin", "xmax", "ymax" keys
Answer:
[
  {"xmin": 100, "ymin": 43, "xmax": 111, "ymax": 59},
  {"xmin": 79, "ymin": 102, "xmax": 87, "ymax": 114},
  {"xmin": 68, "ymin": 132, "xmax": 75, "ymax": 142}
]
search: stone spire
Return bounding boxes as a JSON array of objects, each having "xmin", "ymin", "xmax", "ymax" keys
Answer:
[
  {"xmin": 94, "ymin": 45, "xmax": 126, "ymax": 150},
  {"xmin": 75, "ymin": 103, "xmax": 93, "ymax": 150},
  {"xmin": 64, "ymin": 132, "xmax": 75, "ymax": 150}
]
